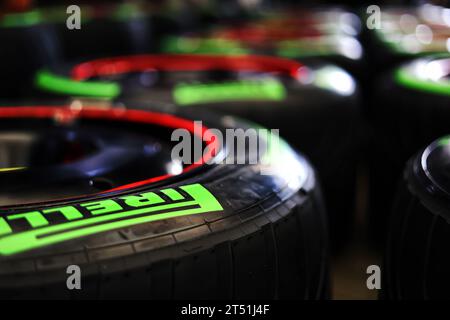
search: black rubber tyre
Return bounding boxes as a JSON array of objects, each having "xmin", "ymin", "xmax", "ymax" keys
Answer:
[
  {"xmin": 385, "ymin": 136, "xmax": 450, "ymax": 299},
  {"xmin": 159, "ymin": 35, "xmax": 364, "ymax": 79},
  {"xmin": 54, "ymin": 3, "xmax": 158, "ymax": 60},
  {"xmin": 159, "ymin": 8, "xmax": 364, "ymax": 77},
  {"xmin": 0, "ymin": 12, "xmax": 61, "ymax": 99},
  {"xmin": 360, "ymin": 6, "xmax": 448, "ymax": 119},
  {"xmin": 362, "ymin": 6, "xmax": 449, "ymax": 76},
  {"xmin": 35, "ymin": 54, "xmax": 361, "ymax": 251},
  {"xmin": 368, "ymin": 55, "xmax": 450, "ymax": 248},
  {"xmin": 0, "ymin": 104, "xmax": 329, "ymax": 300}
]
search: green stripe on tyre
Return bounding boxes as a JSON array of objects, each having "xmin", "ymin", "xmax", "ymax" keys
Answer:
[
  {"xmin": 35, "ymin": 70, "xmax": 121, "ymax": 99},
  {"xmin": 395, "ymin": 64, "xmax": 450, "ymax": 97}
]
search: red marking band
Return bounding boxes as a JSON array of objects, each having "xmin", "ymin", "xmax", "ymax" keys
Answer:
[
  {"xmin": 213, "ymin": 25, "xmax": 323, "ymax": 42},
  {"xmin": 71, "ymin": 54, "xmax": 304, "ymax": 81}
]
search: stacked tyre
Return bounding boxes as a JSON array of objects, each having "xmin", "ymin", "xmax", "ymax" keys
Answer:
[
  {"xmin": 0, "ymin": 104, "xmax": 329, "ymax": 299},
  {"xmin": 369, "ymin": 55, "xmax": 450, "ymax": 247},
  {"xmin": 364, "ymin": 4, "xmax": 450, "ymax": 74},
  {"xmin": 0, "ymin": 9, "xmax": 61, "ymax": 99},
  {"xmin": 159, "ymin": 8, "xmax": 364, "ymax": 77},
  {"xmin": 385, "ymin": 136, "xmax": 450, "ymax": 299}
]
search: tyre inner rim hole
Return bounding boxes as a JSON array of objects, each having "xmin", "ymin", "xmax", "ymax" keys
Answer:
[
  {"xmin": 0, "ymin": 121, "xmax": 193, "ymax": 206},
  {"xmin": 0, "ymin": 130, "xmax": 99, "ymax": 169}
]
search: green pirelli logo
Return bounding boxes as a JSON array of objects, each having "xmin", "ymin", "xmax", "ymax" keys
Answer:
[{"xmin": 0, "ymin": 183, "xmax": 223, "ymax": 256}]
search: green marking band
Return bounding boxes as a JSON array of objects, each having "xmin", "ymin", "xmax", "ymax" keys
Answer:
[
  {"xmin": 113, "ymin": 3, "xmax": 144, "ymax": 20},
  {"xmin": 438, "ymin": 136, "xmax": 450, "ymax": 147},
  {"xmin": 276, "ymin": 40, "xmax": 333, "ymax": 58},
  {"xmin": 161, "ymin": 188, "xmax": 185, "ymax": 201},
  {"xmin": 395, "ymin": 66, "xmax": 450, "ymax": 97},
  {"xmin": 35, "ymin": 70, "xmax": 120, "ymax": 99},
  {"xmin": 173, "ymin": 79, "xmax": 287, "ymax": 106},
  {"xmin": 0, "ymin": 10, "xmax": 42, "ymax": 28},
  {"xmin": 0, "ymin": 183, "xmax": 223, "ymax": 255},
  {"xmin": 0, "ymin": 6, "xmax": 95, "ymax": 28},
  {"xmin": 161, "ymin": 36, "xmax": 249, "ymax": 55}
]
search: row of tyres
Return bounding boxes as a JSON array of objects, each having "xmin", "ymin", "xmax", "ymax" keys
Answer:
[
  {"xmin": 0, "ymin": 4, "xmax": 360, "ymax": 299},
  {"xmin": 0, "ymin": 1, "xmax": 449, "ymax": 299}
]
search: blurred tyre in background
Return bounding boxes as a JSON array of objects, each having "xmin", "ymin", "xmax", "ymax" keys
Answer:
[
  {"xmin": 369, "ymin": 55, "xmax": 450, "ymax": 247},
  {"xmin": 0, "ymin": 9, "xmax": 61, "ymax": 99},
  {"xmin": 364, "ymin": 4, "xmax": 450, "ymax": 74},
  {"xmin": 0, "ymin": 3, "xmax": 155, "ymax": 99},
  {"xmin": 0, "ymin": 103, "xmax": 329, "ymax": 299},
  {"xmin": 362, "ymin": 3, "xmax": 450, "ymax": 121},
  {"xmin": 159, "ymin": 8, "xmax": 364, "ymax": 78},
  {"xmin": 385, "ymin": 136, "xmax": 450, "ymax": 299}
]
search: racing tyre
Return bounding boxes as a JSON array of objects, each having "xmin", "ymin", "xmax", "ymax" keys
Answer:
[
  {"xmin": 385, "ymin": 136, "xmax": 450, "ymax": 299},
  {"xmin": 0, "ymin": 104, "xmax": 329, "ymax": 300},
  {"xmin": 35, "ymin": 54, "xmax": 361, "ymax": 251}
]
